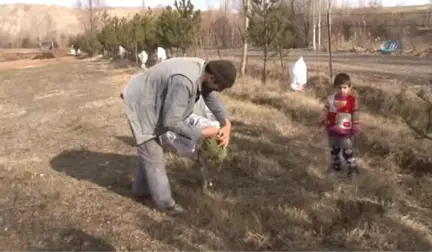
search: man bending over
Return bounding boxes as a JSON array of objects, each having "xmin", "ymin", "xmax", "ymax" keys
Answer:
[{"xmin": 121, "ymin": 57, "xmax": 237, "ymax": 216}]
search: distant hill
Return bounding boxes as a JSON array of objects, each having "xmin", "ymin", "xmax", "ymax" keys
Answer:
[{"xmin": 0, "ymin": 4, "xmax": 145, "ymax": 47}]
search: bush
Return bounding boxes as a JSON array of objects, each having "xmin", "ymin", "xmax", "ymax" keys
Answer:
[
  {"xmin": 198, "ymin": 137, "xmax": 228, "ymax": 167},
  {"xmin": 73, "ymin": 0, "xmax": 201, "ymax": 58}
]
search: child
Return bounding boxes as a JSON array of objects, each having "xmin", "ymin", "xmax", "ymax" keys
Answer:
[{"xmin": 319, "ymin": 73, "xmax": 360, "ymax": 178}]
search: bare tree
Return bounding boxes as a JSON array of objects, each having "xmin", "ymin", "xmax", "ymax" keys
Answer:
[
  {"xmin": 43, "ymin": 14, "xmax": 57, "ymax": 41},
  {"xmin": 398, "ymin": 88, "xmax": 432, "ymax": 141},
  {"xmin": 326, "ymin": 0, "xmax": 333, "ymax": 79},
  {"xmin": 312, "ymin": 0, "xmax": 316, "ymax": 50},
  {"xmin": 76, "ymin": 0, "xmax": 105, "ymax": 33},
  {"xmin": 240, "ymin": 0, "xmax": 249, "ymax": 76},
  {"xmin": 318, "ymin": 0, "xmax": 322, "ymax": 50}
]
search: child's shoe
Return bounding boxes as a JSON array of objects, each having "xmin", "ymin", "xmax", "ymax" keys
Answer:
[
  {"xmin": 347, "ymin": 166, "xmax": 359, "ymax": 180},
  {"xmin": 327, "ymin": 165, "xmax": 341, "ymax": 178}
]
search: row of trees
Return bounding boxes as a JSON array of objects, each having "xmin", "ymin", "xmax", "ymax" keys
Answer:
[
  {"xmin": 72, "ymin": 0, "xmax": 306, "ymax": 82},
  {"xmin": 71, "ymin": 0, "xmax": 201, "ymax": 58}
]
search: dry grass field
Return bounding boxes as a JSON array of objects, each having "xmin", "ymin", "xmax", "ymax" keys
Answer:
[{"xmin": 0, "ymin": 53, "xmax": 432, "ymax": 250}]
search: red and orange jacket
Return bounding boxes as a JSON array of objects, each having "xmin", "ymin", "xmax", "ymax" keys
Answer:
[{"xmin": 320, "ymin": 93, "xmax": 360, "ymax": 136}]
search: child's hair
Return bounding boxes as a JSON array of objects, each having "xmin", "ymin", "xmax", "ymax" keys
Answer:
[{"xmin": 333, "ymin": 73, "xmax": 351, "ymax": 87}]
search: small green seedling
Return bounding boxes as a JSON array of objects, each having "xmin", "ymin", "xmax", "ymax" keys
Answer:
[{"xmin": 197, "ymin": 137, "xmax": 229, "ymax": 190}]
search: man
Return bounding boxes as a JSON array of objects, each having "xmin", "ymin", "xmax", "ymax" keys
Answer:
[{"xmin": 121, "ymin": 57, "xmax": 237, "ymax": 215}]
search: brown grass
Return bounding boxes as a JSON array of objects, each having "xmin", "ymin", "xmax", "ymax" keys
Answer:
[{"xmin": 0, "ymin": 55, "xmax": 431, "ymax": 250}]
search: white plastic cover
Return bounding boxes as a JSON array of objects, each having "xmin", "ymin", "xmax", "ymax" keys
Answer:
[
  {"xmin": 138, "ymin": 50, "xmax": 148, "ymax": 68},
  {"xmin": 156, "ymin": 47, "xmax": 167, "ymax": 62},
  {"xmin": 119, "ymin": 46, "xmax": 127, "ymax": 59},
  {"xmin": 290, "ymin": 56, "xmax": 308, "ymax": 91},
  {"xmin": 160, "ymin": 113, "xmax": 220, "ymax": 158},
  {"xmin": 69, "ymin": 46, "xmax": 76, "ymax": 55}
]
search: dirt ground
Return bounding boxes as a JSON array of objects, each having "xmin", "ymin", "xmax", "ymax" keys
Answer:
[
  {"xmin": 0, "ymin": 48, "xmax": 72, "ymax": 66},
  {"xmin": 0, "ymin": 53, "xmax": 431, "ymax": 250}
]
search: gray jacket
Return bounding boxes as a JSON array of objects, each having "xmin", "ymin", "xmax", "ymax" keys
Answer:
[{"xmin": 123, "ymin": 57, "xmax": 229, "ymax": 145}]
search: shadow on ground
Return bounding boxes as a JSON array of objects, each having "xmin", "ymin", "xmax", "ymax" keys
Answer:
[
  {"xmin": 49, "ymin": 128, "xmax": 323, "ymax": 250},
  {"xmin": 35, "ymin": 228, "xmax": 116, "ymax": 251},
  {"xmin": 48, "ymin": 117, "xmax": 432, "ymax": 250}
]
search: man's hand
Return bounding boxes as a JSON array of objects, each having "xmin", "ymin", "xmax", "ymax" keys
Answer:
[
  {"xmin": 200, "ymin": 126, "xmax": 220, "ymax": 140},
  {"xmin": 217, "ymin": 119, "xmax": 231, "ymax": 149}
]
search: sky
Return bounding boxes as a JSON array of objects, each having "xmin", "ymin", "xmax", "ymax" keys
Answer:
[
  {"xmin": 0, "ymin": 0, "xmax": 222, "ymax": 9},
  {"xmin": 0, "ymin": 0, "xmax": 429, "ymax": 9}
]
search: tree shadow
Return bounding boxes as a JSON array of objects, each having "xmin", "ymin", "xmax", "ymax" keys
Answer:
[
  {"xmin": 49, "ymin": 117, "xmax": 432, "ymax": 250},
  {"xmin": 348, "ymin": 69, "xmax": 430, "ymax": 87},
  {"xmin": 115, "ymin": 135, "xmax": 136, "ymax": 147},
  {"xmin": 231, "ymin": 119, "xmax": 303, "ymax": 146},
  {"xmin": 306, "ymin": 74, "xmax": 332, "ymax": 100},
  {"xmin": 49, "ymin": 120, "xmax": 330, "ymax": 250},
  {"xmin": 227, "ymin": 91, "xmax": 320, "ymax": 126},
  {"xmin": 34, "ymin": 228, "xmax": 116, "ymax": 251},
  {"xmin": 321, "ymin": 198, "xmax": 432, "ymax": 250},
  {"xmin": 163, "ymin": 133, "xmax": 330, "ymax": 250},
  {"xmin": 49, "ymin": 147, "xmax": 204, "ymax": 250}
]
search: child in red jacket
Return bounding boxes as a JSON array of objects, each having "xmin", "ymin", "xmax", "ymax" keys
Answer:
[{"xmin": 320, "ymin": 73, "xmax": 360, "ymax": 179}]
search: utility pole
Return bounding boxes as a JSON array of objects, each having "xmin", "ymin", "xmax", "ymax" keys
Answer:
[
  {"xmin": 318, "ymin": 0, "xmax": 321, "ymax": 51},
  {"xmin": 327, "ymin": 0, "xmax": 333, "ymax": 79},
  {"xmin": 240, "ymin": 0, "xmax": 249, "ymax": 76},
  {"xmin": 312, "ymin": 0, "xmax": 316, "ymax": 50}
]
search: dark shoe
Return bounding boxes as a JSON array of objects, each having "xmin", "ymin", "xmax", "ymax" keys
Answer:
[
  {"xmin": 327, "ymin": 165, "xmax": 341, "ymax": 178},
  {"xmin": 160, "ymin": 203, "xmax": 186, "ymax": 216},
  {"xmin": 347, "ymin": 167, "xmax": 359, "ymax": 180}
]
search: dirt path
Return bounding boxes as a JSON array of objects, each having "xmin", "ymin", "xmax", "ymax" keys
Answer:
[
  {"xmin": 220, "ymin": 49, "xmax": 432, "ymax": 85},
  {"xmin": 0, "ymin": 56, "xmax": 78, "ymax": 70}
]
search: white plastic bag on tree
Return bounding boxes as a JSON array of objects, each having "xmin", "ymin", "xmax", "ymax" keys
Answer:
[
  {"xmin": 156, "ymin": 47, "xmax": 167, "ymax": 62},
  {"xmin": 69, "ymin": 45, "xmax": 76, "ymax": 55},
  {"xmin": 119, "ymin": 46, "xmax": 127, "ymax": 60},
  {"xmin": 160, "ymin": 114, "xmax": 220, "ymax": 158},
  {"xmin": 159, "ymin": 97, "xmax": 219, "ymax": 158},
  {"xmin": 290, "ymin": 56, "xmax": 307, "ymax": 91},
  {"xmin": 138, "ymin": 50, "xmax": 148, "ymax": 69}
]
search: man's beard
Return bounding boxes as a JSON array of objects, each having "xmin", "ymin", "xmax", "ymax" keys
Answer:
[{"xmin": 201, "ymin": 80, "xmax": 213, "ymax": 95}]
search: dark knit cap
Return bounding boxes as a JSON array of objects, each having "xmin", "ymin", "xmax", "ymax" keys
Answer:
[{"xmin": 206, "ymin": 60, "xmax": 237, "ymax": 88}]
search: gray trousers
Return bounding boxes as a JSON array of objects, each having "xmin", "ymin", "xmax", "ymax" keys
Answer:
[
  {"xmin": 328, "ymin": 135, "xmax": 353, "ymax": 149},
  {"xmin": 132, "ymin": 138, "xmax": 175, "ymax": 209},
  {"xmin": 328, "ymin": 135, "xmax": 357, "ymax": 168}
]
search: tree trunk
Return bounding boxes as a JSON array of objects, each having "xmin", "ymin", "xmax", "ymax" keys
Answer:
[
  {"xmin": 278, "ymin": 46, "xmax": 284, "ymax": 69},
  {"xmin": 318, "ymin": 0, "xmax": 322, "ymax": 50},
  {"xmin": 240, "ymin": 0, "xmax": 249, "ymax": 77},
  {"xmin": 262, "ymin": 44, "xmax": 268, "ymax": 85},
  {"xmin": 312, "ymin": 0, "xmax": 316, "ymax": 51},
  {"xmin": 327, "ymin": 0, "xmax": 333, "ymax": 79},
  {"xmin": 134, "ymin": 42, "xmax": 138, "ymax": 66},
  {"xmin": 214, "ymin": 34, "xmax": 222, "ymax": 58}
]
